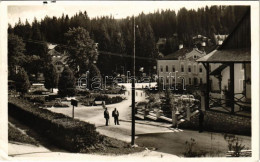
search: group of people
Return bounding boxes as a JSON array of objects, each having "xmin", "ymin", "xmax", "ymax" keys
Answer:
[{"xmin": 104, "ymin": 107, "xmax": 120, "ymax": 126}]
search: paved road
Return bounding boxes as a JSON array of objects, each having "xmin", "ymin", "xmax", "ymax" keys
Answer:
[{"xmin": 48, "ymin": 83, "xmax": 251, "ymax": 156}]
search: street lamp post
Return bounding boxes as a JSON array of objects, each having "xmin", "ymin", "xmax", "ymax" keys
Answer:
[{"xmin": 131, "ymin": 15, "xmax": 136, "ymax": 146}]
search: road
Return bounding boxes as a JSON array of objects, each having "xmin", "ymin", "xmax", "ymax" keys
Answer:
[{"xmin": 48, "ymin": 83, "xmax": 251, "ymax": 156}]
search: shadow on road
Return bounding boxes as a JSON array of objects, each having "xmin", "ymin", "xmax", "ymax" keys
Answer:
[{"xmin": 135, "ymin": 130, "xmax": 240, "ymax": 157}]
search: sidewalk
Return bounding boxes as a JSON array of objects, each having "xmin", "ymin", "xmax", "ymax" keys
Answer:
[{"xmin": 7, "ymin": 142, "xmax": 179, "ymax": 160}]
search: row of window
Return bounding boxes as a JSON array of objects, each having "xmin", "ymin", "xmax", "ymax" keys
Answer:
[
  {"xmin": 161, "ymin": 77, "xmax": 203, "ymax": 85},
  {"xmin": 160, "ymin": 64, "xmax": 203, "ymax": 73}
]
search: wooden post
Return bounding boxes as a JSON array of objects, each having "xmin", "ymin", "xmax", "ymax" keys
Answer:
[
  {"xmin": 72, "ymin": 105, "xmax": 74, "ymax": 119},
  {"xmin": 230, "ymin": 63, "xmax": 235, "ymax": 114},
  {"xmin": 205, "ymin": 63, "xmax": 210, "ymax": 110},
  {"xmin": 172, "ymin": 110, "xmax": 177, "ymax": 127}
]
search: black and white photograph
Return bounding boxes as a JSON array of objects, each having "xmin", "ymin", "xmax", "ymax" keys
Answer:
[{"xmin": 0, "ymin": 1, "xmax": 259, "ymax": 161}]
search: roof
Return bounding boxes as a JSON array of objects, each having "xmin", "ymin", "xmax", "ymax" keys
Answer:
[
  {"xmin": 197, "ymin": 48, "xmax": 250, "ymax": 63},
  {"xmin": 159, "ymin": 48, "xmax": 191, "ymax": 60},
  {"xmin": 197, "ymin": 8, "xmax": 251, "ymax": 63},
  {"xmin": 210, "ymin": 64, "xmax": 228, "ymax": 75}
]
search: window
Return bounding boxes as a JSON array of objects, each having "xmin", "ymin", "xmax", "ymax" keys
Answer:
[
  {"xmin": 189, "ymin": 78, "xmax": 192, "ymax": 84},
  {"xmin": 188, "ymin": 65, "xmax": 191, "ymax": 72},
  {"xmin": 181, "ymin": 64, "xmax": 184, "ymax": 72},
  {"xmin": 194, "ymin": 78, "xmax": 198, "ymax": 85},
  {"xmin": 194, "ymin": 64, "xmax": 197, "ymax": 73},
  {"xmin": 160, "ymin": 65, "xmax": 163, "ymax": 72},
  {"xmin": 172, "ymin": 65, "xmax": 175, "ymax": 72},
  {"xmin": 193, "ymin": 55, "xmax": 197, "ymax": 59},
  {"xmin": 57, "ymin": 67, "xmax": 61, "ymax": 71},
  {"xmin": 166, "ymin": 65, "xmax": 168, "ymax": 72},
  {"xmin": 199, "ymin": 65, "xmax": 203, "ymax": 73}
]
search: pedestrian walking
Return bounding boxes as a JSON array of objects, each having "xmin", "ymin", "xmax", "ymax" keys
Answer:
[
  {"xmin": 112, "ymin": 108, "xmax": 120, "ymax": 125},
  {"xmin": 104, "ymin": 108, "xmax": 110, "ymax": 126},
  {"xmin": 199, "ymin": 109, "xmax": 204, "ymax": 133}
]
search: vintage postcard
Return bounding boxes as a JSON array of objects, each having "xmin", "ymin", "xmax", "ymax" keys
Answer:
[{"xmin": 0, "ymin": 1, "xmax": 259, "ymax": 161}]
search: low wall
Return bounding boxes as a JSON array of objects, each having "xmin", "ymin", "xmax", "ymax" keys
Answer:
[{"xmin": 179, "ymin": 110, "xmax": 251, "ymax": 135}]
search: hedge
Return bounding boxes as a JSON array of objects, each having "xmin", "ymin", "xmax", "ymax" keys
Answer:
[{"xmin": 8, "ymin": 97, "xmax": 102, "ymax": 152}]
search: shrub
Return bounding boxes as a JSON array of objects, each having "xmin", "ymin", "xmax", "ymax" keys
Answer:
[
  {"xmin": 93, "ymin": 94, "xmax": 125, "ymax": 105},
  {"xmin": 8, "ymin": 97, "xmax": 101, "ymax": 152},
  {"xmin": 28, "ymin": 96, "xmax": 45, "ymax": 104},
  {"xmin": 183, "ymin": 138, "xmax": 206, "ymax": 157},
  {"xmin": 224, "ymin": 134, "xmax": 246, "ymax": 157}
]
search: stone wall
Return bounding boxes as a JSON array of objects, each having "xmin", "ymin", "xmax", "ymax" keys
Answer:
[{"xmin": 179, "ymin": 110, "xmax": 251, "ymax": 135}]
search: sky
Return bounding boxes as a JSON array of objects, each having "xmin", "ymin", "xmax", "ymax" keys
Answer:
[{"xmin": 8, "ymin": 1, "xmax": 212, "ymax": 26}]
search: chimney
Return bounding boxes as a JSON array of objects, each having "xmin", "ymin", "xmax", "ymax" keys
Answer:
[{"xmin": 179, "ymin": 44, "xmax": 183, "ymax": 49}]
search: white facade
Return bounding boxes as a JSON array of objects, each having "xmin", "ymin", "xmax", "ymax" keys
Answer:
[{"xmin": 157, "ymin": 48, "xmax": 206, "ymax": 86}]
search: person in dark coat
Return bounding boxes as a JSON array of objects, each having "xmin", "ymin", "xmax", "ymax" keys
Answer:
[
  {"xmin": 104, "ymin": 108, "xmax": 110, "ymax": 126},
  {"xmin": 199, "ymin": 109, "xmax": 204, "ymax": 133},
  {"xmin": 112, "ymin": 108, "xmax": 120, "ymax": 125}
]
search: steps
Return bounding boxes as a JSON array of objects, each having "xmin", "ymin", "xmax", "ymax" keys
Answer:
[{"xmin": 134, "ymin": 105, "xmax": 199, "ymax": 126}]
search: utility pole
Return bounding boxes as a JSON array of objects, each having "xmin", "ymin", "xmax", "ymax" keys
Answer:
[{"xmin": 131, "ymin": 15, "xmax": 136, "ymax": 145}]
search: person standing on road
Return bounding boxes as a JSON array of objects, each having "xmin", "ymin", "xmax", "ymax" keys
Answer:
[
  {"xmin": 104, "ymin": 108, "xmax": 110, "ymax": 126},
  {"xmin": 112, "ymin": 108, "xmax": 120, "ymax": 125},
  {"xmin": 199, "ymin": 109, "xmax": 204, "ymax": 133}
]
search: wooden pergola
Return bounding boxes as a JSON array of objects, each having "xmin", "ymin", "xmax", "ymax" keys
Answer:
[{"xmin": 197, "ymin": 49, "xmax": 251, "ymax": 114}]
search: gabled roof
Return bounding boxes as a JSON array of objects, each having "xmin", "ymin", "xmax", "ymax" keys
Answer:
[
  {"xmin": 197, "ymin": 8, "xmax": 251, "ymax": 63},
  {"xmin": 159, "ymin": 48, "xmax": 191, "ymax": 60},
  {"xmin": 197, "ymin": 48, "xmax": 250, "ymax": 63}
]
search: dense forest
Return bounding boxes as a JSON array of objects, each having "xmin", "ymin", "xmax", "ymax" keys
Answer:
[{"xmin": 8, "ymin": 5, "xmax": 249, "ymax": 77}]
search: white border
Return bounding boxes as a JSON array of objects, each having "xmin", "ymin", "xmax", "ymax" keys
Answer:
[{"xmin": 0, "ymin": 1, "xmax": 259, "ymax": 162}]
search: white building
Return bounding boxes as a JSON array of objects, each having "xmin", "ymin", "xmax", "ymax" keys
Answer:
[{"xmin": 157, "ymin": 46, "xmax": 207, "ymax": 87}]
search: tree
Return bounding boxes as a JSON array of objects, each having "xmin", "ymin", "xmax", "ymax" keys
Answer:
[
  {"xmin": 64, "ymin": 27, "xmax": 98, "ymax": 76},
  {"xmin": 44, "ymin": 63, "xmax": 58, "ymax": 92},
  {"xmin": 8, "ymin": 33, "xmax": 27, "ymax": 79},
  {"xmin": 58, "ymin": 66, "xmax": 76, "ymax": 97},
  {"xmin": 14, "ymin": 67, "xmax": 31, "ymax": 94},
  {"xmin": 24, "ymin": 55, "xmax": 42, "ymax": 81}
]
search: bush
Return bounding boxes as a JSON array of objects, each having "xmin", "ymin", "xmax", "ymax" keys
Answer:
[
  {"xmin": 224, "ymin": 134, "xmax": 246, "ymax": 157},
  {"xmin": 53, "ymin": 102, "xmax": 69, "ymax": 107},
  {"xmin": 8, "ymin": 97, "xmax": 101, "ymax": 152},
  {"xmin": 183, "ymin": 138, "xmax": 206, "ymax": 157},
  {"xmin": 27, "ymin": 96, "xmax": 45, "ymax": 104},
  {"xmin": 93, "ymin": 94, "xmax": 125, "ymax": 105}
]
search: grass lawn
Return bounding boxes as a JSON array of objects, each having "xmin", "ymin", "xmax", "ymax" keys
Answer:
[{"xmin": 8, "ymin": 123, "xmax": 39, "ymax": 146}]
